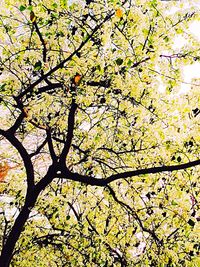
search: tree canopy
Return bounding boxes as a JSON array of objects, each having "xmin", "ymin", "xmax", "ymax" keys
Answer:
[{"xmin": 0, "ymin": 0, "xmax": 200, "ymax": 266}]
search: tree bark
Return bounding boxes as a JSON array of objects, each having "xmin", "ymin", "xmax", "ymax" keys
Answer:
[{"xmin": 0, "ymin": 196, "xmax": 37, "ymax": 267}]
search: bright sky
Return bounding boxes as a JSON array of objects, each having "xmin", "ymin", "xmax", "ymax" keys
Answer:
[
  {"xmin": 159, "ymin": 1, "xmax": 200, "ymax": 93},
  {"xmin": 178, "ymin": 20, "xmax": 200, "ymax": 93},
  {"xmin": 173, "ymin": 4, "xmax": 200, "ymax": 93},
  {"xmin": 158, "ymin": 18, "xmax": 200, "ymax": 94}
]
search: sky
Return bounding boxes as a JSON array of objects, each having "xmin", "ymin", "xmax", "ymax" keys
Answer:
[
  {"xmin": 171, "ymin": 2, "xmax": 200, "ymax": 93},
  {"xmin": 178, "ymin": 20, "xmax": 200, "ymax": 93}
]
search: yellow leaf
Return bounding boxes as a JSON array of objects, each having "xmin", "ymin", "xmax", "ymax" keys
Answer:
[{"xmin": 116, "ymin": 8, "xmax": 123, "ymax": 18}]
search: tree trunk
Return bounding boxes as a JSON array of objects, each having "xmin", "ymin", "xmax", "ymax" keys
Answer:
[{"xmin": 0, "ymin": 197, "xmax": 36, "ymax": 266}]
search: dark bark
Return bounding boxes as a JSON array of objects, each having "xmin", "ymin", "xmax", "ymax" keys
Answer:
[
  {"xmin": 60, "ymin": 98, "xmax": 78, "ymax": 166},
  {"xmin": 0, "ymin": 193, "xmax": 37, "ymax": 267},
  {"xmin": 58, "ymin": 158, "xmax": 200, "ymax": 186},
  {"xmin": 0, "ymin": 163, "xmax": 56, "ymax": 266},
  {"xmin": 0, "ymin": 129, "xmax": 34, "ymax": 189}
]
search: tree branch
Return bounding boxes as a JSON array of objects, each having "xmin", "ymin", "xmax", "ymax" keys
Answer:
[
  {"xmin": 34, "ymin": 164, "xmax": 57, "ymax": 194},
  {"xmin": 16, "ymin": 12, "xmax": 114, "ymax": 101},
  {"xmin": 36, "ymin": 83, "xmax": 63, "ymax": 95},
  {"xmin": 60, "ymin": 98, "xmax": 78, "ymax": 166},
  {"xmin": 30, "ymin": 138, "xmax": 48, "ymax": 158},
  {"xmin": 131, "ymin": 57, "xmax": 150, "ymax": 68},
  {"xmin": 107, "ymin": 185, "xmax": 162, "ymax": 244},
  {"xmin": 105, "ymin": 159, "xmax": 200, "ymax": 184},
  {"xmin": 46, "ymin": 128, "xmax": 57, "ymax": 163},
  {"xmin": 0, "ymin": 129, "xmax": 34, "ymax": 189},
  {"xmin": 7, "ymin": 112, "xmax": 24, "ymax": 134},
  {"xmin": 33, "ymin": 21, "xmax": 47, "ymax": 62},
  {"xmin": 58, "ymin": 159, "xmax": 200, "ymax": 186}
]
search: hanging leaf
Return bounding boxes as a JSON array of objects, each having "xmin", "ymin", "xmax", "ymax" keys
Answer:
[
  {"xmin": 52, "ymin": 3, "xmax": 58, "ymax": 9},
  {"xmin": 116, "ymin": 58, "xmax": 123, "ymax": 66},
  {"xmin": 0, "ymin": 83, "xmax": 6, "ymax": 91},
  {"xmin": 171, "ymin": 200, "xmax": 178, "ymax": 206},
  {"xmin": 30, "ymin": 11, "xmax": 36, "ymax": 22},
  {"xmin": 73, "ymin": 73, "xmax": 82, "ymax": 85},
  {"xmin": 19, "ymin": 5, "xmax": 26, "ymax": 12},
  {"xmin": 23, "ymin": 107, "xmax": 29, "ymax": 118},
  {"xmin": 0, "ymin": 162, "xmax": 10, "ymax": 182},
  {"xmin": 27, "ymin": 6, "xmax": 33, "ymax": 11},
  {"xmin": 188, "ymin": 219, "xmax": 195, "ymax": 227},
  {"xmin": 61, "ymin": 0, "xmax": 67, "ymax": 8},
  {"xmin": 34, "ymin": 61, "xmax": 42, "ymax": 71},
  {"xmin": 116, "ymin": 8, "xmax": 123, "ymax": 18},
  {"xmin": 127, "ymin": 59, "xmax": 132, "ymax": 67}
]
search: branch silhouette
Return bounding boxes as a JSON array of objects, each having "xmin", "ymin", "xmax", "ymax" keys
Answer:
[{"xmin": 59, "ymin": 159, "xmax": 200, "ymax": 186}]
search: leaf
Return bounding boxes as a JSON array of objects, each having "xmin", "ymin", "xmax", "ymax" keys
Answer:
[
  {"xmin": 100, "ymin": 97, "xmax": 106, "ymax": 104},
  {"xmin": 0, "ymin": 83, "xmax": 6, "ymax": 91},
  {"xmin": 23, "ymin": 108, "xmax": 29, "ymax": 118},
  {"xmin": 0, "ymin": 162, "xmax": 10, "ymax": 182},
  {"xmin": 116, "ymin": 58, "xmax": 123, "ymax": 66},
  {"xmin": 27, "ymin": 6, "xmax": 33, "ymax": 11},
  {"xmin": 171, "ymin": 200, "xmax": 178, "ymax": 206},
  {"xmin": 61, "ymin": 0, "xmax": 67, "ymax": 8},
  {"xmin": 30, "ymin": 11, "xmax": 36, "ymax": 22},
  {"xmin": 116, "ymin": 8, "xmax": 123, "ymax": 18},
  {"xmin": 19, "ymin": 5, "xmax": 26, "ymax": 12},
  {"xmin": 34, "ymin": 61, "xmax": 42, "ymax": 71},
  {"xmin": 56, "ymin": 31, "xmax": 65, "ymax": 38},
  {"xmin": 188, "ymin": 219, "xmax": 195, "ymax": 227},
  {"xmin": 73, "ymin": 73, "xmax": 82, "ymax": 85},
  {"xmin": 52, "ymin": 3, "xmax": 58, "ymax": 9},
  {"xmin": 127, "ymin": 59, "xmax": 132, "ymax": 67}
]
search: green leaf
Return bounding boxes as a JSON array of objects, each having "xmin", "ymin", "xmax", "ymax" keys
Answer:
[
  {"xmin": 116, "ymin": 58, "xmax": 123, "ymax": 66},
  {"xmin": 188, "ymin": 219, "xmax": 195, "ymax": 227},
  {"xmin": 164, "ymin": 36, "xmax": 169, "ymax": 42},
  {"xmin": 66, "ymin": 215, "xmax": 70, "ymax": 220},
  {"xmin": 27, "ymin": 5, "xmax": 33, "ymax": 11},
  {"xmin": 19, "ymin": 5, "xmax": 26, "ymax": 12},
  {"xmin": 34, "ymin": 61, "xmax": 42, "ymax": 71},
  {"xmin": 61, "ymin": 0, "xmax": 67, "ymax": 8},
  {"xmin": 96, "ymin": 65, "xmax": 101, "ymax": 71},
  {"xmin": 150, "ymin": 0, "xmax": 157, "ymax": 7},
  {"xmin": 0, "ymin": 83, "xmax": 6, "ymax": 91},
  {"xmin": 127, "ymin": 59, "xmax": 132, "ymax": 67},
  {"xmin": 171, "ymin": 200, "xmax": 178, "ymax": 206},
  {"xmin": 52, "ymin": 3, "xmax": 58, "ymax": 9}
]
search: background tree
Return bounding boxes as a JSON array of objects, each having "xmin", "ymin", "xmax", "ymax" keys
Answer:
[{"xmin": 0, "ymin": 0, "xmax": 200, "ymax": 266}]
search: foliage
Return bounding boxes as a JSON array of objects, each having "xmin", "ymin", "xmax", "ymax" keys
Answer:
[{"xmin": 0, "ymin": 0, "xmax": 200, "ymax": 266}]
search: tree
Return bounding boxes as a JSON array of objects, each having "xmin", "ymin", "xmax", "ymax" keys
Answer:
[{"xmin": 0, "ymin": 0, "xmax": 200, "ymax": 266}]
